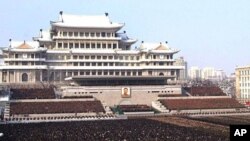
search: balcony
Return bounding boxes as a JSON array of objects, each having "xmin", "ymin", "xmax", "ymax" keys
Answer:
[{"xmin": 4, "ymin": 58, "xmax": 46, "ymax": 62}]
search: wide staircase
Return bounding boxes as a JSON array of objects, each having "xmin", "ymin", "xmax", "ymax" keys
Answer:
[
  {"xmin": 151, "ymin": 101, "xmax": 168, "ymax": 113},
  {"xmin": 4, "ymin": 102, "xmax": 10, "ymax": 120}
]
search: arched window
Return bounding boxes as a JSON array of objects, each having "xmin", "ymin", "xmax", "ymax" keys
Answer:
[
  {"xmin": 22, "ymin": 73, "xmax": 28, "ymax": 82},
  {"xmin": 159, "ymin": 72, "xmax": 164, "ymax": 76}
]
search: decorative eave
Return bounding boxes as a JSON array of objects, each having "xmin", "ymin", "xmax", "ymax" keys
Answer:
[
  {"xmin": 51, "ymin": 22, "xmax": 124, "ymax": 30},
  {"xmin": 120, "ymin": 39, "xmax": 137, "ymax": 44},
  {"xmin": 2, "ymin": 48, "xmax": 47, "ymax": 52},
  {"xmin": 50, "ymin": 12, "xmax": 125, "ymax": 31}
]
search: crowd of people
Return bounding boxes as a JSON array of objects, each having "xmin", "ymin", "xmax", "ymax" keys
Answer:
[
  {"xmin": 10, "ymin": 101, "xmax": 105, "ymax": 115},
  {"xmin": 10, "ymin": 88, "xmax": 56, "ymax": 99},
  {"xmin": 158, "ymin": 94, "xmax": 186, "ymax": 97},
  {"xmin": 159, "ymin": 98, "xmax": 245, "ymax": 110},
  {"xmin": 183, "ymin": 86, "xmax": 226, "ymax": 96},
  {"xmin": 117, "ymin": 105, "xmax": 153, "ymax": 113},
  {"xmin": 63, "ymin": 95, "xmax": 93, "ymax": 99},
  {"xmin": 189, "ymin": 115, "xmax": 250, "ymax": 126},
  {"xmin": 0, "ymin": 118, "xmax": 228, "ymax": 141}
]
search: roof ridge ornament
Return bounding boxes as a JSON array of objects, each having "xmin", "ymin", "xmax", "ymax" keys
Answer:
[
  {"xmin": 9, "ymin": 39, "xmax": 12, "ymax": 48},
  {"xmin": 40, "ymin": 29, "xmax": 43, "ymax": 38},
  {"xmin": 59, "ymin": 11, "xmax": 64, "ymax": 23}
]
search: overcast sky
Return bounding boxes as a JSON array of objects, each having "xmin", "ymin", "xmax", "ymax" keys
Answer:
[{"xmin": 0, "ymin": 0, "xmax": 249, "ymax": 74}]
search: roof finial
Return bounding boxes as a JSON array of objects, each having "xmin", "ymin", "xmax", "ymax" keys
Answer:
[
  {"xmin": 40, "ymin": 29, "xmax": 43, "ymax": 38},
  {"xmin": 24, "ymin": 40, "xmax": 26, "ymax": 44},
  {"xmin": 105, "ymin": 12, "xmax": 109, "ymax": 16},
  {"xmin": 9, "ymin": 38, "xmax": 12, "ymax": 47},
  {"xmin": 165, "ymin": 41, "xmax": 168, "ymax": 44},
  {"xmin": 59, "ymin": 11, "xmax": 64, "ymax": 22},
  {"xmin": 123, "ymin": 31, "xmax": 126, "ymax": 33},
  {"xmin": 160, "ymin": 42, "xmax": 162, "ymax": 45},
  {"xmin": 141, "ymin": 41, "xmax": 144, "ymax": 43}
]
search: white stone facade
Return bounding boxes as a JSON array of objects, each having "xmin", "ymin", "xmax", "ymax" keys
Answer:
[{"xmin": 0, "ymin": 12, "xmax": 184, "ymax": 84}]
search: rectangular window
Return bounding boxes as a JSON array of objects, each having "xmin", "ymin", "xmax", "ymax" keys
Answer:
[
  {"xmin": 69, "ymin": 43, "xmax": 73, "ymax": 49},
  {"xmin": 121, "ymin": 72, "xmax": 125, "ymax": 76},
  {"xmin": 75, "ymin": 43, "xmax": 79, "ymax": 48},
  {"xmin": 90, "ymin": 33, "xmax": 95, "ymax": 37},
  {"xmin": 80, "ymin": 43, "xmax": 84, "ymax": 48},
  {"xmin": 138, "ymin": 71, "xmax": 142, "ymax": 76},
  {"xmin": 133, "ymin": 71, "xmax": 137, "ymax": 76},
  {"xmin": 22, "ymin": 62, "xmax": 28, "ymax": 65},
  {"xmin": 85, "ymin": 32, "xmax": 89, "ymax": 37},
  {"xmin": 58, "ymin": 43, "xmax": 62, "ymax": 48},
  {"xmin": 74, "ymin": 71, "xmax": 78, "ymax": 76},
  {"xmin": 86, "ymin": 71, "xmax": 90, "ymax": 75},
  {"xmin": 109, "ymin": 71, "xmax": 114, "ymax": 75},
  {"xmin": 107, "ymin": 33, "xmax": 111, "ymax": 37},
  {"xmin": 73, "ymin": 62, "xmax": 78, "ymax": 66},
  {"xmin": 97, "ymin": 56, "xmax": 101, "ymax": 60},
  {"xmin": 64, "ymin": 43, "xmax": 68, "ymax": 48},
  {"xmin": 113, "ymin": 44, "xmax": 117, "ymax": 49},
  {"xmin": 91, "ymin": 43, "xmax": 95, "ymax": 49},
  {"xmin": 148, "ymin": 71, "xmax": 152, "ymax": 75},
  {"xmin": 127, "ymin": 71, "xmax": 131, "ymax": 76},
  {"xmin": 63, "ymin": 32, "xmax": 67, "ymax": 36},
  {"xmin": 98, "ymin": 71, "xmax": 102, "ymax": 75},
  {"xmin": 101, "ymin": 32, "xmax": 106, "ymax": 37},
  {"xmin": 74, "ymin": 32, "xmax": 78, "ymax": 37},
  {"xmin": 104, "ymin": 71, "xmax": 108, "ymax": 75},
  {"xmin": 102, "ymin": 44, "xmax": 106, "ymax": 49},
  {"xmin": 108, "ymin": 56, "xmax": 113, "ymax": 59},
  {"xmin": 108, "ymin": 44, "xmax": 112, "ymax": 49},
  {"xmin": 97, "ymin": 43, "xmax": 101, "ymax": 48},
  {"xmin": 96, "ymin": 33, "xmax": 100, "ymax": 37},
  {"xmin": 80, "ymin": 32, "xmax": 84, "ymax": 37},
  {"xmin": 86, "ymin": 43, "xmax": 90, "ymax": 48},
  {"xmin": 73, "ymin": 55, "xmax": 78, "ymax": 59},
  {"xmin": 115, "ymin": 71, "xmax": 119, "ymax": 75},
  {"xmin": 69, "ymin": 32, "xmax": 73, "ymax": 37}
]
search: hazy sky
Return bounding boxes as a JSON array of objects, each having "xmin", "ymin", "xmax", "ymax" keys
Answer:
[{"xmin": 0, "ymin": 0, "xmax": 249, "ymax": 74}]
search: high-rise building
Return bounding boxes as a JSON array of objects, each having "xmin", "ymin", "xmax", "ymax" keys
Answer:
[
  {"xmin": 188, "ymin": 66, "xmax": 201, "ymax": 80},
  {"xmin": 174, "ymin": 57, "xmax": 188, "ymax": 81},
  {"xmin": 236, "ymin": 65, "xmax": 250, "ymax": 101},
  {"xmin": 202, "ymin": 67, "xmax": 215, "ymax": 80}
]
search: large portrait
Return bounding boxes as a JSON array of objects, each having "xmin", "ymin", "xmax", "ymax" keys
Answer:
[{"xmin": 121, "ymin": 87, "xmax": 131, "ymax": 98}]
